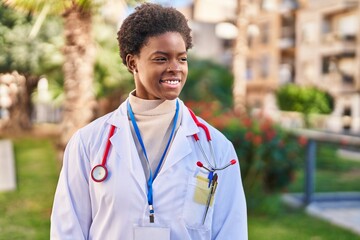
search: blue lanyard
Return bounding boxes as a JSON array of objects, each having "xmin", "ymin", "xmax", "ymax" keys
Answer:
[{"xmin": 127, "ymin": 99, "xmax": 179, "ymax": 222}]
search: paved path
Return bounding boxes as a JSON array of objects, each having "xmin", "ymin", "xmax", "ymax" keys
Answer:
[
  {"xmin": 283, "ymin": 193, "xmax": 360, "ymax": 236},
  {"xmin": 0, "ymin": 139, "xmax": 16, "ymax": 192},
  {"xmin": 306, "ymin": 200, "xmax": 360, "ymax": 236},
  {"xmin": 337, "ymin": 148, "xmax": 360, "ymax": 162}
]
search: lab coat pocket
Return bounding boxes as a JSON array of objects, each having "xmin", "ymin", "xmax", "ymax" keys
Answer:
[{"xmin": 182, "ymin": 174, "xmax": 214, "ymax": 231}]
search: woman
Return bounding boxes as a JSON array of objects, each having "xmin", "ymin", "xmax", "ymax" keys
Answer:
[{"xmin": 51, "ymin": 3, "xmax": 247, "ymax": 239}]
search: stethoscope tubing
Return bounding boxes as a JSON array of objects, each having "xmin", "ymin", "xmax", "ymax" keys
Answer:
[
  {"xmin": 187, "ymin": 108, "xmax": 218, "ymax": 169},
  {"xmin": 92, "ymin": 105, "xmax": 234, "ymax": 182},
  {"xmin": 101, "ymin": 125, "xmax": 116, "ymax": 166},
  {"xmin": 195, "ymin": 140, "xmax": 217, "ymax": 170},
  {"xmin": 91, "ymin": 125, "xmax": 116, "ymax": 182}
]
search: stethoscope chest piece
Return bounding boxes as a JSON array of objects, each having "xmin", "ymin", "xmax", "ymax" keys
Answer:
[{"xmin": 91, "ymin": 164, "xmax": 108, "ymax": 182}]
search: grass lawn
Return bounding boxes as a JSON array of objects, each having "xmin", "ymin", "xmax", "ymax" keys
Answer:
[
  {"xmin": 0, "ymin": 137, "xmax": 60, "ymax": 240},
  {"xmin": 0, "ymin": 138, "xmax": 359, "ymax": 239},
  {"xmin": 288, "ymin": 142, "xmax": 360, "ymax": 193},
  {"xmin": 248, "ymin": 141, "xmax": 360, "ymax": 240},
  {"xmin": 249, "ymin": 209, "xmax": 360, "ymax": 240},
  {"xmin": 248, "ymin": 194, "xmax": 360, "ymax": 240}
]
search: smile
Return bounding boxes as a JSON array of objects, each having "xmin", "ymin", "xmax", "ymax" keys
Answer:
[{"xmin": 160, "ymin": 79, "xmax": 180, "ymax": 85}]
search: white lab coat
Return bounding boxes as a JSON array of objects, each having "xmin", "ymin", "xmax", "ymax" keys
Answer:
[{"xmin": 51, "ymin": 99, "xmax": 248, "ymax": 240}]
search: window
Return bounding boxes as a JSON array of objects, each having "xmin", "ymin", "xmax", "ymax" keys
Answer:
[
  {"xmin": 301, "ymin": 21, "xmax": 316, "ymax": 44},
  {"xmin": 260, "ymin": 55, "xmax": 270, "ymax": 78},
  {"xmin": 260, "ymin": 22, "xmax": 270, "ymax": 44}
]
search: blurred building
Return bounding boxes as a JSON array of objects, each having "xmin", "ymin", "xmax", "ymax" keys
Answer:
[
  {"xmin": 296, "ymin": 0, "xmax": 360, "ymax": 132},
  {"xmin": 190, "ymin": 0, "xmax": 237, "ymax": 66},
  {"xmin": 191, "ymin": 0, "xmax": 360, "ymax": 133},
  {"xmin": 241, "ymin": 0, "xmax": 301, "ymax": 110},
  {"xmin": 189, "ymin": 0, "xmax": 303, "ymax": 111}
]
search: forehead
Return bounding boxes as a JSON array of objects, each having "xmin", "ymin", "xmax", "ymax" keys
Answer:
[{"xmin": 141, "ymin": 32, "xmax": 187, "ymax": 54}]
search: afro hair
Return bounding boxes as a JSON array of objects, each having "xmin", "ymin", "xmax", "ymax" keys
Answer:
[{"xmin": 117, "ymin": 3, "xmax": 193, "ymax": 65}]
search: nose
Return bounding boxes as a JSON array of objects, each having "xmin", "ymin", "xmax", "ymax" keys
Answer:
[{"xmin": 167, "ymin": 61, "xmax": 180, "ymax": 72}]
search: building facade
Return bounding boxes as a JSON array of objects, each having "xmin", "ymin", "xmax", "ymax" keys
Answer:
[
  {"xmin": 105, "ymin": 0, "xmax": 360, "ymax": 133},
  {"xmin": 244, "ymin": 0, "xmax": 300, "ymax": 110},
  {"xmin": 192, "ymin": 0, "xmax": 360, "ymax": 133},
  {"xmin": 296, "ymin": 0, "xmax": 360, "ymax": 132}
]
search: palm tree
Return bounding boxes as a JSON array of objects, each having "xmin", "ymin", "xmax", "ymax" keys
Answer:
[
  {"xmin": 232, "ymin": 0, "xmax": 248, "ymax": 116},
  {"xmin": 60, "ymin": 3, "xmax": 97, "ymax": 149},
  {"xmin": 4, "ymin": 0, "xmax": 97, "ymax": 149}
]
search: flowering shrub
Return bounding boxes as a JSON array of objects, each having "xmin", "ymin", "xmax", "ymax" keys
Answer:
[
  {"xmin": 186, "ymin": 101, "xmax": 306, "ymax": 194},
  {"xmin": 224, "ymin": 116, "xmax": 306, "ymax": 194}
]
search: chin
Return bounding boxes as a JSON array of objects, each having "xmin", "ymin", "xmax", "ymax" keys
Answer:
[
  {"xmin": 163, "ymin": 93, "xmax": 180, "ymax": 100},
  {"xmin": 164, "ymin": 96, "xmax": 178, "ymax": 101}
]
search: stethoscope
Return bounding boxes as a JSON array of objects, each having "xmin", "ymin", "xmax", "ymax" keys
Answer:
[
  {"xmin": 90, "ymin": 101, "xmax": 236, "ymax": 223},
  {"xmin": 187, "ymin": 108, "xmax": 237, "ymax": 174},
  {"xmin": 91, "ymin": 124, "xmax": 116, "ymax": 182},
  {"xmin": 91, "ymin": 104, "xmax": 236, "ymax": 182}
]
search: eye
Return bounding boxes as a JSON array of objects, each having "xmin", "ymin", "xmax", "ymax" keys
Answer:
[
  {"xmin": 179, "ymin": 57, "xmax": 187, "ymax": 62},
  {"xmin": 153, "ymin": 57, "xmax": 167, "ymax": 62}
]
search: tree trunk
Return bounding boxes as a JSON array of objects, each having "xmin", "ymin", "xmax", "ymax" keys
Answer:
[
  {"xmin": 233, "ymin": 0, "xmax": 248, "ymax": 116},
  {"xmin": 0, "ymin": 71, "xmax": 35, "ymax": 133},
  {"xmin": 60, "ymin": 5, "xmax": 96, "ymax": 150}
]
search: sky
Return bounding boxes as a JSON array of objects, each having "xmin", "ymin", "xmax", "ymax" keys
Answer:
[{"xmin": 150, "ymin": 0, "xmax": 193, "ymax": 7}]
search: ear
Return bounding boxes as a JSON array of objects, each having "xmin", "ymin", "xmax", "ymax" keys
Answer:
[{"xmin": 126, "ymin": 54, "xmax": 137, "ymax": 74}]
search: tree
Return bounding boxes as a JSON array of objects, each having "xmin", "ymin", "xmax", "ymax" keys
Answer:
[
  {"xmin": 60, "ymin": 3, "xmax": 97, "ymax": 148},
  {"xmin": 4, "ymin": 0, "xmax": 145, "ymax": 151},
  {"xmin": 4, "ymin": 0, "xmax": 100, "ymax": 150},
  {"xmin": 276, "ymin": 84, "xmax": 334, "ymax": 127},
  {"xmin": 232, "ymin": 0, "xmax": 249, "ymax": 116},
  {"xmin": 0, "ymin": 72, "xmax": 30, "ymax": 131},
  {"xmin": 0, "ymin": 3, "xmax": 63, "ymax": 131}
]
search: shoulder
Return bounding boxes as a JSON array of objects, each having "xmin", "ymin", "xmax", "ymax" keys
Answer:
[
  {"xmin": 78, "ymin": 111, "xmax": 115, "ymax": 140},
  {"xmin": 67, "ymin": 101, "xmax": 126, "ymax": 154}
]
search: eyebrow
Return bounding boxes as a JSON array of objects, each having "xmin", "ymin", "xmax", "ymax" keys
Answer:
[{"xmin": 151, "ymin": 51, "xmax": 187, "ymax": 56}]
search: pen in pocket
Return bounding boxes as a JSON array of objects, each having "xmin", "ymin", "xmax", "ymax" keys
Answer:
[{"xmin": 202, "ymin": 173, "xmax": 218, "ymax": 224}]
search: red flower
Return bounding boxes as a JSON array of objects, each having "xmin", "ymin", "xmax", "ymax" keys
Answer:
[
  {"xmin": 298, "ymin": 136, "xmax": 308, "ymax": 146},
  {"xmin": 245, "ymin": 132, "xmax": 253, "ymax": 141},
  {"xmin": 265, "ymin": 130, "xmax": 276, "ymax": 141},
  {"xmin": 242, "ymin": 118, "xmax": 252, "ymax": 128},
  {"xmin": 253, "ymin": 135, "xmax": 262, "ymax": 146},
  {"xmin": 340, "ymin": 138, "xmax": 348, "ymax": 145},
  {"xmin": 260, "ymin": 119, "xmax": 272, "ymax": 131}
]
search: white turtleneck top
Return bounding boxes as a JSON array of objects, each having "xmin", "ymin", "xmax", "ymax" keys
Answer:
[{"xmin": 128, "ymin": 91, "xmax": 182, "ymax": 179}]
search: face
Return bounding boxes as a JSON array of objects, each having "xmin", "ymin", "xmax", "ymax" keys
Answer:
[{"xmin": 127, "ymin": 32, "xmax": 188, "ymax": 100}]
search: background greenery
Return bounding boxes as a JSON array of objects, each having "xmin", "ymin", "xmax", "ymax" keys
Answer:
[
  {"xmin": 0, "ymin": 138, "xmax": 60, "ymax": 240},
  {"xmin": 275, "ymin": 84, "xmax": 334, "ymax": 127},
  {"xmin": 0, "ymin": 4, "xmax": 63, "ymax": 79},
  {"xmin": 276, "ymin": 84, "xmax": 334, "ymax": 115},
  {"xmin": 0, "ymin": 138, "xmax": 359, "ymax": 239},
  {"xmin": 181, "ymin": 57, "xmax": 234, "ymax": 109}
]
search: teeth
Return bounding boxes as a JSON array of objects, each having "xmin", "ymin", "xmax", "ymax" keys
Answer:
[{"xmin": 162, "ymin": 80, "xmax": 180, "ymax": 85}]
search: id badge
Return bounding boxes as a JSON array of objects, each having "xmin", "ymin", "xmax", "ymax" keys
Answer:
[{"xmin": 134, "ymin": 226, "xmax": 170, "ymax": 240}]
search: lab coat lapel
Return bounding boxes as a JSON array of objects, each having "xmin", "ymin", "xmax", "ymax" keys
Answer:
[
  {"xmin": 104, "ymin": 100, "xmax": 201, "ymax": 192},
  {"xmin": 106, "ymin": 102, "xmax": 147, "ymax": 196},
  {"xmin": 157, "ymin": 105, "xmax": 200, "ymax": 175},
  {"xmin": 159, "ymin": 126, "xmax": 191, "ymax": 173}
]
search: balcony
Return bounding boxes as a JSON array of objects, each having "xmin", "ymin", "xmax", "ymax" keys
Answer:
[
  {"xmin": 308, "ymin": 0, "xmax": 358, "ymax": 10},
  {"xmin": 321, "ymin": 73, "xmax": 357, "ymax": 94},
  {"xmin": 320, "ymin": 39, "xmax": 357, "ymax": 56}
]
